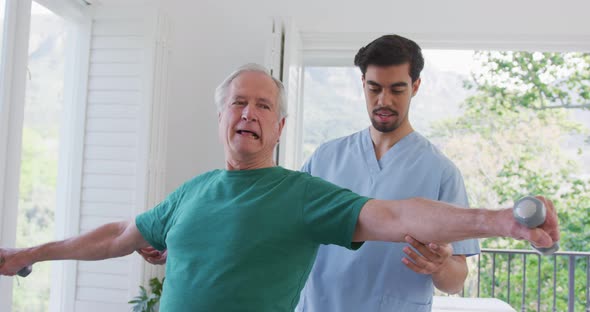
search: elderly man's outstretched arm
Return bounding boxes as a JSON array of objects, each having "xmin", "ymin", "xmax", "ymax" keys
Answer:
[
  {"xmin": 0, "ymin": 221, "xmax": 149, "ymax": 276},
  {"xmin": 353, "ymin": 196, "xmax": 559, "ymax": 248}
]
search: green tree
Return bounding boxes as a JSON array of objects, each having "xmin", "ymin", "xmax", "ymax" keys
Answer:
[
  {"xmin": 465, "ymin": 51, "xmax": 590, "ymax": 112},
  {"xmin": 431, "ymin": 51, "xmax": 590, "ymax": 311},
  {"xmin": 12, "ymin": 127, "xmax": 58, "ymax": 312}
]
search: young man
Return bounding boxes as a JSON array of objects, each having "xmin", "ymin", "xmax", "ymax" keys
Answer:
[
  {"xmin": 297, "ymin": 34, "xmax": 479, "ymax": 312},
  {"xmin": 0, "ymin": 64, "xmax": 559, "ymax": 312}
]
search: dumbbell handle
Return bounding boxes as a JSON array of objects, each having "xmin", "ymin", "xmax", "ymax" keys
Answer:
[
  {"xmin": 17, "ymin": 265, "xmax": 32, "ymax": 277},
  {"xmin": 513, "ymin": 196, "xmax": 559, "ymax": 256}
]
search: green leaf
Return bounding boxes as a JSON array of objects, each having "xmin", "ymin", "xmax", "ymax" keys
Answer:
[{"xmin": 129, "ymin": 279, "xmax": 164, "ymax": 312}]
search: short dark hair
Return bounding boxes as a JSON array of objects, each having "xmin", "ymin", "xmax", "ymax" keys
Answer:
[{"xmin": 354, "ymin": 34, "xmax": 424, "ymax": 82}]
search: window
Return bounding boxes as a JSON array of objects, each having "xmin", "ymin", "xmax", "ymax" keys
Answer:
[
  {"xmin": 300, "ymin": 49, "xmax": 590, "ymax": 309},
  {"xmin": 13, "ymin": 3, "xmax": 66, "ymax": 310},
  {"xmin": 301, "ymin": 50, "xmax": 477, "ymax": 164},
  {"xmin": 11, "ymin": 2, "xmax": 69, "ymax": 311},
  {"xmin": 301, "ymin": 50, "xmax": 590, "ymax": 203}
]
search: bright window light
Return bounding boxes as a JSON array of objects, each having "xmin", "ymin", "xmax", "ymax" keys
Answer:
[{"xmin": 12, "ymin": 2, "xmax": 67, "ymax": 311}]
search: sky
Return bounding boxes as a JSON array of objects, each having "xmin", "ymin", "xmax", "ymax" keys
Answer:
[{"xmin": 423, "ymin": 49, "xmax": 476, "ymax": 76}]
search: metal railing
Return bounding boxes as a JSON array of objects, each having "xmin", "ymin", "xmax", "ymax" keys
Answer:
[{"xmin": 464, "ymin": 248, "xmax": 590, "ymax": 312}]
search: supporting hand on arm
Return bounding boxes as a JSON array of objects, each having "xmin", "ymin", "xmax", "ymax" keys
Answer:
[
  {"xmin": 401, "ymin": 235, "xmax": 468, "ymax": 294},
  {"xmin": 137, "ymin": 246, "xmax": 167, "ymax": 265},
  {"xmin": 0, "ymin": 221, "xmax": 150, "ymax": 276}
]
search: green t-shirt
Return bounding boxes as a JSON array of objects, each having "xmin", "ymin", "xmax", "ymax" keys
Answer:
[{"xmin": 135, "ymin": 166, "xmax": 369, "ymax": 311}]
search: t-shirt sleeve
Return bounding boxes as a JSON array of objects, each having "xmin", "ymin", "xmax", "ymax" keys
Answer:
[
  {"xmin": 135, "ymin": 183, "xmax": 185, "ymax": 251},
  {"xmin": 301, "ymin": 174, "xmax": 370, "ymax": 249},
  {"xmin": 440, "ymin": 164, "xmax": 481, "ymax": 256}
]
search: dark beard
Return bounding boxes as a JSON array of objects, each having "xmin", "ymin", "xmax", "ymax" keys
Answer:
[
  {"xmin": 370, "ymin": 108, "xmax": 400, "ymax": 133},
  {"xmin": 370, "ymin": 117, "xmax": 400, "ymax": 133}
]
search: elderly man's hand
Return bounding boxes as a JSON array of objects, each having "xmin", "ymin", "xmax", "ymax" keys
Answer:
[
  {"xmin": 0, "ymin": 248, "xmax": 32, "ymax": 276},
  {"xmin": 137, "ymin": 247, "xmax": 167, "ymax": 265},
  {"xmin": 505, "ymin": 196, "xmax": 560, "ymax": 248},
  {"xmin": 401, "ymin": 235, "xmax": 453, "ymax": 274}
]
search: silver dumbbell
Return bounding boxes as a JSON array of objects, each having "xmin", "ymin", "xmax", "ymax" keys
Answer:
[{"xmin": 513, "ymin": 196, "xmax": 559, "ymax": 256}]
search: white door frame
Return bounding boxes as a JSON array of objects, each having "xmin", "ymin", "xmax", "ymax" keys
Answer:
[{"xmin": 0, "ymin": 0, "xmax": 33, "ymax": 308}]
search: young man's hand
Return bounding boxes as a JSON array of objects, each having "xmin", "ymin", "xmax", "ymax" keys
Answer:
[
  {"xmin": 401, "ymin": 235, "xmax": 453, "ymax": 274},
  {"xmin": 137, "ymin": 246, "xmax": 167, "ymax": 265}
]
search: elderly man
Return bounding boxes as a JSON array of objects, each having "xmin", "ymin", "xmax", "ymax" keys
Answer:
[{"xmin": 0, "ymin": 64, "xmax": 559, "ymax": 312}]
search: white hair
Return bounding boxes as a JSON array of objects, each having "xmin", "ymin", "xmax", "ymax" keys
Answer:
[{"xmin": 214, "ymin": 63, "xmax": 288, "ymax": 119}]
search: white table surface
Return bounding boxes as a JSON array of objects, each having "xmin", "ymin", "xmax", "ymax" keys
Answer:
[{"xmin": 432, "ymin": 296, "xmax": 516, "ymax": 312}]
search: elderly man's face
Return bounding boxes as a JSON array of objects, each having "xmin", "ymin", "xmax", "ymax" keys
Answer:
[{"xmin": 218, "ymin": 71, "xmax": 285, "ymax": 163}]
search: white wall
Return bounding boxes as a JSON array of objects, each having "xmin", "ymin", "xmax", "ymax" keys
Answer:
[
  {"xmin": 161, "ymin": 0, "xmax": 590, "ymax": 193},
  {"xmin": 287, "ymin": 0, "xmax": 590, "ymax": 36},
  {"xmin": 162, "ymin": 1, "xmax": 278, "ymax": 191}
]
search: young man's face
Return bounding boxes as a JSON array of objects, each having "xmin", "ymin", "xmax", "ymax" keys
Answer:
[
  {"xmin": 362, "ymin": 64, "xmax": 421, "ymax": 133},
  {"xmin": 218, "ymin": 71, "xmax": 285, "ymax": 161}
]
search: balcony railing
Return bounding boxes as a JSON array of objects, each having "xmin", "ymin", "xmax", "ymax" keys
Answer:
[{"xmin": 461, "ymin": 248, "xmax": 590, "ymax": 312}]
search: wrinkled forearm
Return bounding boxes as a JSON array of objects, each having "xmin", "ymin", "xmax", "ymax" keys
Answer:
[
  {"xmin": 432, "ymin": 256, "xmax": 468, "ymax": 294},
  {"xmin": 26, "ymin": 221, "xmax": 147, "ymax": 264},
  {"xmin": 355, "ymin": 198, "xmax": 505, "ymax": 244},
  {"xmin": 395, "ymin": 198, "xmax": 503, "ymax": 244}
]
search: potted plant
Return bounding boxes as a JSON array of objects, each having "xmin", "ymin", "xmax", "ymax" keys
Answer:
[{"xmin": 129, "ymin": 277, "xmax": 165, "ymax": 312}]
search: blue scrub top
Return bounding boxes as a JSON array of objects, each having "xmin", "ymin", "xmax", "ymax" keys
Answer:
[{"xmin": 297, "ymin": 129, "xmax": 480, "ymax": 312}]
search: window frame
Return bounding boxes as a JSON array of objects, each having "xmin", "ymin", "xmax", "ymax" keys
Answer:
[
  {"xmin": 0, "ymin": 1, "xmax": 34, "ymax": 308},
  {"xmin": 301, "ymin": 32, "xmax": 590, "ymax": 67}
]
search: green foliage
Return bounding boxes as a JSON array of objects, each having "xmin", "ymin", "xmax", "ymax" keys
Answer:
[
  {"xmin": 12, "ymin": 126, "xmax": 58, "ymax": 312},
  {"xmin": 19, "ymin": 127, "xmax": 58, "ymax": 204},
  {"xmin": 464, "ymin": 51, "xmax": 590, "ymax": 112},
  {"xmin": 473, "ymin": 252, "xmax": 589, "ymax": 312},
  {"xmin": 432, "ymin": 51, "xmax": 590, "ymax": 311},
  {"xmin": 129, "ymin": 277, "xmax": 165, "ymax": 312}
]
